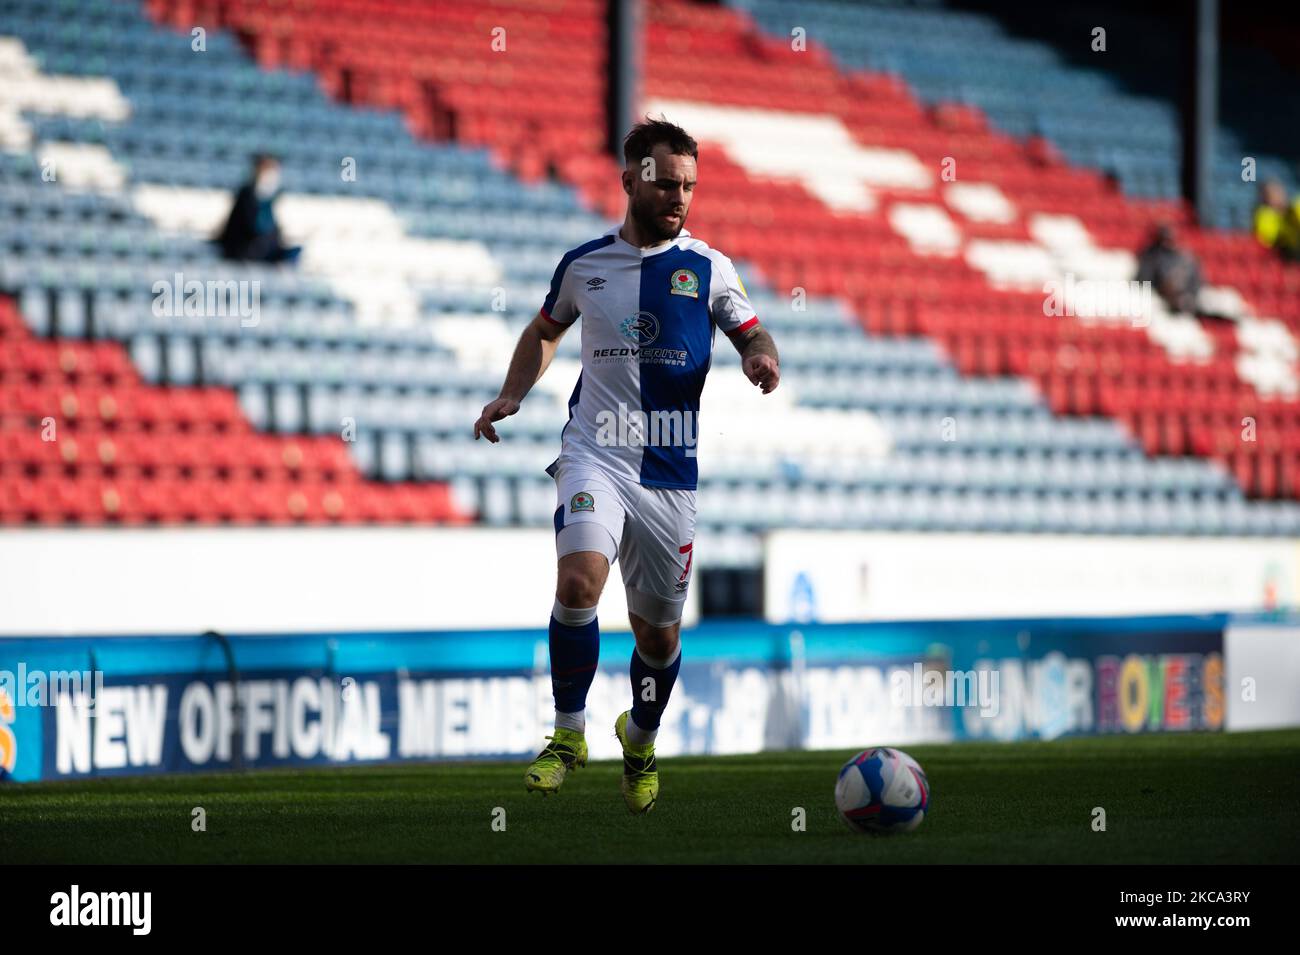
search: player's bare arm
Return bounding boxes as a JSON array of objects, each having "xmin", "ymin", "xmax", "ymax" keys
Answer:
[
  {"xmin": 733, "ymin": 323, "xmax": 780, "ymax": 394},
  {"xmin": 474, "ymin": 310, "xmax": 569, "ymax": 442}
]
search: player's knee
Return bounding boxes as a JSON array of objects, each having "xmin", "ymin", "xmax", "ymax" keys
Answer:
[
  {"xmin": 636, "ymin": 625, "xmax": 680, "ymax": 662},
  {"xmin": 556, "ymin": 569, "xmax": 602, "ymax": 608}
]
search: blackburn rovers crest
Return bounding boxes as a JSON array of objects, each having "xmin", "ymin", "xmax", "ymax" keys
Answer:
[{"xmin": 669, "ymin": 268, "xmax": 699, "ymax": 298}]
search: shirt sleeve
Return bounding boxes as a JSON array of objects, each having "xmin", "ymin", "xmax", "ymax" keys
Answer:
[
  {"xmin": 708, "ymin": 251, "xmax": 760, "ymax": 338},
  {"xmin": 541, "ymin": 254, "xmax": 580, "ymax": 326}
]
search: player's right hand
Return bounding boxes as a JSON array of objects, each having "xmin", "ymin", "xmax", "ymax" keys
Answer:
[{"xmin": 473, "ymin": 397, "xmax": 520, "ymax": 443}]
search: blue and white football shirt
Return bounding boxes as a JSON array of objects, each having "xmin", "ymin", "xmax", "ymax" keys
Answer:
[{"xmin": 541, "ymin": 225, "xmax": 760, "ymax": 490}]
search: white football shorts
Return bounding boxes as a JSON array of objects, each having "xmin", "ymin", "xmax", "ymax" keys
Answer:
[{"xmin": 552, "ymin": 458, "xmax": 696, "ymax": 627}]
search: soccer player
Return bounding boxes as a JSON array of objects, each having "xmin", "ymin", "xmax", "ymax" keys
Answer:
[{"xmin": 473, "ymin": 119, "xmax": 780, "ymax": 813}]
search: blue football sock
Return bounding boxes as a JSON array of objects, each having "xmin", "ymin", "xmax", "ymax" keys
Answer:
[
  {"xmin": 629, "ymin": 643, "xmax": 682, "ymax": 742},
  {"xmin": 549, "ymin": 600, "xmax": 599, "ymax": 726}
]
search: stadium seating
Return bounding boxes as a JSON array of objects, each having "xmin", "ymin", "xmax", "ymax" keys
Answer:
[
  {"xmin": 0, "ymin": 295, "xmax": 465, "ymax": 523},
  {"xmin": 3, "ymin": 0, "xmax": 1299, "ymax": 555},
  {"xmin": 733, "ymin": 0, "xmax": 1300, "ymax": 230}
]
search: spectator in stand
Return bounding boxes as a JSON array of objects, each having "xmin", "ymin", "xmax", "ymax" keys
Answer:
[
  {"xmin": 216, "ymin": 154, "xmax": 300, "ymax": 263},
  {"xmin": 1136, "ymin": 223, "xmax": 1203, "ymax": 315},
  {"xmin": 1254, "ymin": 180, "xmax": 1300, "ymax": 261}
]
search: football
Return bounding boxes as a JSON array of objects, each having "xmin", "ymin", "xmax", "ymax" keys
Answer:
[{"xmin": 834, "ymin": 747, "xmax": 931, "ymax": 834}]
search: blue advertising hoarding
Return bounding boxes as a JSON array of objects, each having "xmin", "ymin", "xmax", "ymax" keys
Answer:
[{"xmin": 0, "ymin": 615, "xmax": 1226, "ymax": 782}]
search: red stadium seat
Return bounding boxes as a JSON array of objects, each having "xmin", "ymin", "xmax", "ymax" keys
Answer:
[{"xmin": 0, "ymin": 296, "xmax": 468, "ymax": 525}]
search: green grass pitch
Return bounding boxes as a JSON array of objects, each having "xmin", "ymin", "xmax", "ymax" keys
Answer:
[{"xmin": 3, "ymin": 730, "xmax": 1297, "ymax": 864}]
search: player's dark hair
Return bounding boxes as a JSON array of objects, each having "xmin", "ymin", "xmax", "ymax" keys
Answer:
[{"xmin": 623, "ymin": 118, "xmax": 698, "ymax": 165}]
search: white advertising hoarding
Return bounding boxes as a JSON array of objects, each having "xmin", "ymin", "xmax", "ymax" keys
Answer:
[
  {"xmin": 766, "ymin": 531, "xmax": 1300, "ymax": 622},
  {"xmin": 1225, "ymin": 620, "xmax": 1300, "ymax": 731},
  {"xmin": 0, "ymin": 527, "xmax": 698, "ymax": 635}
]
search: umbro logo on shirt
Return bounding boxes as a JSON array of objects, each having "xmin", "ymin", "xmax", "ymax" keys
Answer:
[{"xmin": 586, "ymin": 277, "xmax": 607, "ymax": 289}]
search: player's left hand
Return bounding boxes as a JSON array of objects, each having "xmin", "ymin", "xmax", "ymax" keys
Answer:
[{"xmin": 743, "ymin": 355, "xmax": 780, "ymax": 394}]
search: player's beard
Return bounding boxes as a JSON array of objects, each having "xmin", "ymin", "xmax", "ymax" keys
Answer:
[{"xmin": 630, "ymin": 190, "xmax": 686, "ymax": 243}]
